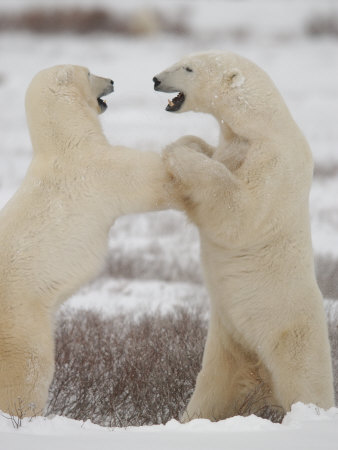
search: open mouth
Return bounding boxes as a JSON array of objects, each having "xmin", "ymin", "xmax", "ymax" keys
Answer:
[
  {"xmin": 97, "ymin": 97, "xmax": 107, "ymax": 113},
  {"xmin": 166, "ymin": 92, "xmax": 185, "ymax": 112},
  {"xmin": 97, "ymin": 81, "xmax": 114, "ymax": 114}
]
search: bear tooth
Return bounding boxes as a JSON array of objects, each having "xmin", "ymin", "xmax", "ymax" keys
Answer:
[{"xmin": 168, "ymin": 99, "xmax": 174, "ymax": 107}]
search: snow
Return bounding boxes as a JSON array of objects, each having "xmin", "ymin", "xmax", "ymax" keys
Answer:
[
  {"xmin": 0, "ymin": 0, "xmax": 338, "ymax": 448},
  {"xmin": 68, "ymin": 277, "xmax": 207, "ymax": 316},
  {"xmin": 1, "ymin": 403, "xmax": 338, "ymax": 450}
]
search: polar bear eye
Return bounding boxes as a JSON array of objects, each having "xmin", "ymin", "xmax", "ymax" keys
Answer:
[{"xmin": 185, "ymin": 67, "xmax": 193, "ymax": 72}]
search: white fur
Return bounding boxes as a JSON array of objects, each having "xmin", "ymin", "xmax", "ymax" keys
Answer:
[
  {"xmin": 155, "ymin": 51, "xmax": 335, "ymax": 420},
  {"xmin": 0, "ymin": 65, "xmax": 178, "ymax": 416}
]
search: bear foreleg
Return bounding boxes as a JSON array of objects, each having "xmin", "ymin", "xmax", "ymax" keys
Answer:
[{"xmin": 168, "ymin": 135, "xmax": 216, "ymax": 158}]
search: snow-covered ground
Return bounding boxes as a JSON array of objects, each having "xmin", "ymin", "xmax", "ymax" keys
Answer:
[
  {"xmin": 0, "ymin": 0, "xmax": 338, "ymax": 448},
  {"xmin": 1, "ymin": 403, "xmax": 338, "ymax": 450}
]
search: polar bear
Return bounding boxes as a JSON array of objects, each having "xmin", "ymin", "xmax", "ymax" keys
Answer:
[
  {"xmin": 153, "ymin": 51, "xmax": 335, "ymax": 421},
  {"xmin": 0, "ymin": 64, "xmax": 179, "ymax": 417}
]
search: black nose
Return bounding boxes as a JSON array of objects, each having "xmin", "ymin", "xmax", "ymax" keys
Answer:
[
  {"xmin": 153, "ymin": 76, "xmax": 161, "ymax": 88},
  {"xmin": 110, "ymin": 80, "xmax": 114, "ymax": 85}
]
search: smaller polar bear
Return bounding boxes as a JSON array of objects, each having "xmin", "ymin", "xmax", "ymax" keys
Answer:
[
  {"xmin": 153, "ymin": 51, "xmax": 335, "ymax": 421},
  {"xmin": 0, "ymin": 65, "xmax": 178, "ymax": 417}
]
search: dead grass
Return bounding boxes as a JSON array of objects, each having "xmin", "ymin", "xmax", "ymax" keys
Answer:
[{"xmin": 0, "ymin": 7, "xmax": 189, "ymax": 36}]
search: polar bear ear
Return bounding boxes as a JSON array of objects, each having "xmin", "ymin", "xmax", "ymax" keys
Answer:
[
  {"xmin": 55, "ymin": 66, "xmax": 73, "ymax": 87},
  {"xmin": 222, "ymin": 68, "xmax": 245, "ymax": 88}
]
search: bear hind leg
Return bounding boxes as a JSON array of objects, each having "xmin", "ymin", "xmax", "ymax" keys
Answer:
[
  {"xmin": 263, "ymin": 324, "xmax": 335, "ymax": 412},
  {"xmin": 0, "ymin": 334, "xmax": 54, "ymax": 417},
  {"xmin": 182, "ymin": 322, "xmax": 281, "ymax": 422}
]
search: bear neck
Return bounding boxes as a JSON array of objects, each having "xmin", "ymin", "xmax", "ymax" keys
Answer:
[
  {"xmin": 210, "ymin": 89, "xmax": 296, "ymax": 143},
  {"xmin": 28, "ymin": 101, "xmax": 108, "ymax": 157}
]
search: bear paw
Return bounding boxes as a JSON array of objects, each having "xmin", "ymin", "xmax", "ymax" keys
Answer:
[{"xmin": 163, "ymin": 144, "xmax": 201, "ymax": 185}]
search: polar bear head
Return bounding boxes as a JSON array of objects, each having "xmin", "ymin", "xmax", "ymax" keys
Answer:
[
  {"xmin": 25, "ymin": 65, "xmax": 114, "ymax": 151},
  {"xmin": 26, "ymin": 64, "xmax": 114, "ymax": 121},
  {"xmin": 153, "ymin": 51, "xmax": 254, "ymax": 113},
  {"xmin": 153, "ymin": 51, "xmax": 289, "ymax": 136}
]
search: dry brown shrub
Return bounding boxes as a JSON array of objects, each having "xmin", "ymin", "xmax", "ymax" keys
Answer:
[
  {"xmin": 0, "ymin": 8, "xmax": 121, "ymax": 34},
  {"xmin": 325, "ymin": 300, "xmax": 338, "ymax": 403},
  {"xmin": 305, "ymin": 13, "xmax": 338, "ymax": 37},
  {"xmin": 46, "ymin": 306, "xmax": 206, "ymax": 427},
  {"xmin": 104, "ymin": 245, "xmax": 203, "ymax": 284},
  {"xmin": 314, "ymin": 163, "xmax": 338, "ymax": 180},
  {"xmin": 235, "ymin": 383, "xmax": 285, "ymax": 424},
  {"xmin": 315, "ymin": 255, "xmax": 338, "ymax": 300},
  {"xmin": 46, "ymin": 306, "xmax": 298, "ymax": 426},
  {"xmin": 0, "ymin": 7, "xmax": 189, "ymax": 36}
]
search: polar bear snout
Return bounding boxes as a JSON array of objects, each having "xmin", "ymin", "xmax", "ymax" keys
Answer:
[
  {"xmin": 89, "ymin": 73, "xmax": 114, "ymax": 96},
  {"xmin": 153, "ymin": 76, "xmax": 161, "ymax": 90},
  {"xmin": 152, "ymin": 74, "xmax": 178, "ymax": 94},
  {"xmin": 89, "ymin": 73, "xmax": 114, "ymax": 114},
  {"xmin": 99, "ymin": 79, "xmax": 114, "ymax": 96},
  {"xmin": 153, "ymin": 75, "xmax": 186, "ymax": 113}
]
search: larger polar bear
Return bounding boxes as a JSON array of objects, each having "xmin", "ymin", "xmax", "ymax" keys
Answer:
[
  {"xmin": 153, "ymin": 51, "xmax": 335, "ymax": 421},
  {"xmin": 0, "ymin": 65, "xmax": 178, "ymax": 417}
]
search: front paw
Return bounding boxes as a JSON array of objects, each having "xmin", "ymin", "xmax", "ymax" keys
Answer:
[
  {"xmin": 171, "ymin": 135, "xmax": 205, "ymax": 154},
  {"xmin": 163, "ymin": 144, "xmax": 198, "ymax": 185}
]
